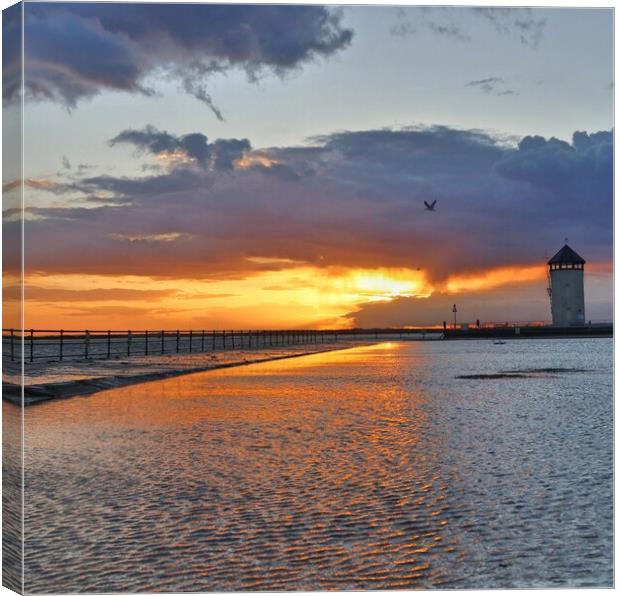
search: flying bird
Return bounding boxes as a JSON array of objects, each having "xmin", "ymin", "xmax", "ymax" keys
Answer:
[{"xmin": 424, "ymin": 200, "xmax": 437, "ymax": 211}]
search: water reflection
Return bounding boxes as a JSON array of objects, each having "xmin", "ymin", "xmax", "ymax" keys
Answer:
[{"xmin": 21, "ymin": 340, "xmax": 612, "ymax": 591}]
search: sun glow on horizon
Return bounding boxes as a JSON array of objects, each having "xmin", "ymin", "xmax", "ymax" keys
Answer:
[
  {"xmin": 342, "ymin": 269, "xmax": 430, "ymax": 301},
  {"xmin": 7, "ymin": 259, "xmax": 606, "ymax": 331}
]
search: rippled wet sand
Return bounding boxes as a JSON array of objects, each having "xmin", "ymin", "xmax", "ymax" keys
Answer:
[{"xmin": 17, "ymin": 339, "xmax": 612, "ymax": 591}]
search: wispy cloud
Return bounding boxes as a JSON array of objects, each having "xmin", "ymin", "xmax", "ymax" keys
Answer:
[
  {"xmin": 465, "ymin": 77, "xmax": 517, "ymax": 96},
  {"xmin": 427, "ymin": 22, "xmax": 471, "ymax": 42},
  {"xmin": 389, "ymin": 6, "xmax": 545, "ymax": 48},
  {"xmin": 472, "ymin": 7, "xmax": 545, "ymax": 48},
  {"xmin": 109, "ymin": 126, "xmax": 251, "ymax": 171},
  {"xmin": 108, "ymin": 232, "xmax": 193, "ymax": 244},
  {"xmin": 3, "ymin": 178, "xmax": 60, "ymax": 193}
]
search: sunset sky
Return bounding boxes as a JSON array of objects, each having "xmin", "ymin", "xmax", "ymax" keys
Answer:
[{"xmin": 3, "ymin": 3, "xmax": 613, "ymax": 330}]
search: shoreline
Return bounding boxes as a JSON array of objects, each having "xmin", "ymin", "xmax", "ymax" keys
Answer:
[{"xmin": 3, "ymin": 344, "xmax": 361, "ymax": 407}]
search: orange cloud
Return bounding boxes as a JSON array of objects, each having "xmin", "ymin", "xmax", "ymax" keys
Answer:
[
  {"xmin": 234, "ymin": 153, "xmax": 279, "ymax": 169},
  {"xmin": 443, "ymin": 264, "xmax": 546, "ymax": 293}
]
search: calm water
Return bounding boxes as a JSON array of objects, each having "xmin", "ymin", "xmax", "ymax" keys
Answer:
[{"xmin": 15, "ymin": 339, "xmax": 613, "ymax": 592}]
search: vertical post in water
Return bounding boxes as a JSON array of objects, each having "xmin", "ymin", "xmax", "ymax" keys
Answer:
[
  {"xmin": 10, "ymin": 328, "xmax": 14, "ymax": 362},
  {"xmin": 161, "ymin": 330, "xmax": 165, "ymax": 354},
  {"xmin": 176, "ymin": 330, "xmax": 180, "ymax": 353},
  {"xmin": 189, "ymin": 330, "xmax": 193, "ymax": 353},
  {"xmin": 84, "ymin": 330, "xmax": 90, "ymax": 359},
  {"xmin": 201, "ymin": 330, "xmax": 205, "ymax": 352},
  {"xmin": 59, "ymin": 329, "xmax": 64, "ymax": 361},
  {"xmin": 248, "ymin": 330, "xmax": 252, "ymax": 349},
  {"xmin": 222, "ymin": 330, "xmax": 226, "ymax": 350},
  {"xmin": 145, "ymin": 330, "xmax": 149, "ymax": 356},
  {"xmin": 212, "ymin": 330, "xmax": 216, "ymax": 351},
  {"xmin": 128, "ymin": 330, "xmax": 132, "ymax": 357},
  {"xmin": 231, "ymin": 330, "xmax": 235, "ymax": 350},
  {"xmin": 30, "ymin": 329, "xmax": 34, "ymax": 363},
  {"xmin": 107, "ymin": 330, "xmax": 111, "ymax": 359}
]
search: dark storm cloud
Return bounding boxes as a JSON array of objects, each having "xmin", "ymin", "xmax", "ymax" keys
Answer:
[
  {"xmin": 15, "ymin": 125, "xmax": 612, "ymax": 285},
  {"xmin": 109, "ymin": 126, "xmax": 251, "ymax": 171},
  {"xmin": 495, "ymin": 130, "xmax": 613, "ymax": 203},
  {"xmin": 78, "ymin": 168, "xmax": 212, "ymax": 198},
  {"xmin": 4, "ymin": 4, "xmax": 353, "ymax": 115},
  {"xmin": 2, "ymin": 3, "xmax": 22, "ymax": 103},
  {"xmin": 212, "ymin": 139, "xmax": 253, "ymax": 172}
]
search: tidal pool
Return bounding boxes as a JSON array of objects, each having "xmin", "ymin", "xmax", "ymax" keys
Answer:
[{"xmin": 14, "ymin": 339, "xmax": 613, "ymax": 591}]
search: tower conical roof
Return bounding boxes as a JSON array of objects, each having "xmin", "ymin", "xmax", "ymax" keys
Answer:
[{"xmin": 548, "ymin": 244, "xmax": 585, "ymax": 265}]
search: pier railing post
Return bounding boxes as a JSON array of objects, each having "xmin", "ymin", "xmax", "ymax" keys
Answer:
[
  {"xmin": 222, "ymin": 330, "xmax": 226, "ymax": 350},
  {"xmin": 189, "ymin": 330, "xmax": 193, "ymax": 353},
  {"xmin": 176, "ymin": 330, "xmax": 180, "ymax": 353}
]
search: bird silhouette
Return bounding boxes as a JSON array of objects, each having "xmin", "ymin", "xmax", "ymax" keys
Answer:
[{"xmin": 424, "ymin": 200, "xmax": 437, "ymax": 211}]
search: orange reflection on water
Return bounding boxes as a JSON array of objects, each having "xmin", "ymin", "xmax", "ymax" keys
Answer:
[{"xmin": 23, "ymin": 343, "xmax": 455, "ymax": 591}]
